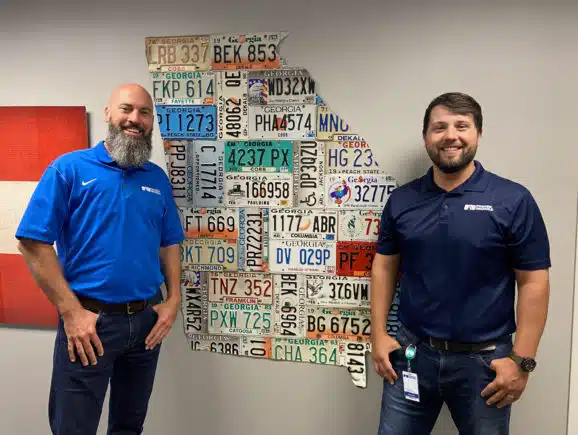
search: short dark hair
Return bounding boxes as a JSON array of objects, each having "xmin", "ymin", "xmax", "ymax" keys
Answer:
[{"xmin": 422, "ymin": 92, "xmax": 483, "ymax": 136}]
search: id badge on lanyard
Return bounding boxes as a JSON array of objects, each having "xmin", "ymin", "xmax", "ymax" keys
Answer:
[{"xmin": 402, "ymin": 344, "xmax": 420, "ymax": 402}]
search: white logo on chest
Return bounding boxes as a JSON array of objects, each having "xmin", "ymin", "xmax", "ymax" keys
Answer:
[
  {"xmin": 142, "ymin": 186, "xmax": 161, "ymax": 195},
  {"xmin": 464, "ymin": 204, "xmax": 493, "ymax": 211},
  {"xmin": 82, "ymin": 178, "xmax": 96, "ymax": 186}
]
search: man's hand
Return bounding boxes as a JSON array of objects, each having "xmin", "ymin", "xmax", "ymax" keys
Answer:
[
  {"xmin": 62, "ymin": 308, "xmax": 104, "ymax": 366},
  {"xmin": 145, "ymin": 299, "xmax": 180, "ymax": 350},
  {"xmin": 481, "ymin": 357, "xmax": 529, "ymax": 408},
  {"xmin": 372, "ymin": 333, "xmax": 402, "ymax": 384}
]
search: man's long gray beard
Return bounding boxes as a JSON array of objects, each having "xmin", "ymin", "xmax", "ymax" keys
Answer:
[{"xmin": 105, "ymin": 122, "xmax": 152, "ymax": 168}]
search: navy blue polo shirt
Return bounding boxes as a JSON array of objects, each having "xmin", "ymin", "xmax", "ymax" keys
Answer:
[
  {"xmin": 377, "ymin": 161, "xmax": 550, "ymax": 342},
  {"xmin": 16, "ymin": 141, "xmax": 185, "ymax": 303}
]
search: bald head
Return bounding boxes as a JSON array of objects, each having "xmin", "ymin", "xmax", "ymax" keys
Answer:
[{"xmin": 103, "ymin": 83, "xmax": 154, "ymax": 167}]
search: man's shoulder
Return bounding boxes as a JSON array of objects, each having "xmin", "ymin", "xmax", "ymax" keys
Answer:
[
  {"xmin": 388, "ymin": 174, "xmax": 427, "ymax": 205},
  {"xmin": 47, "ymin": 147, "xmax": 95, "ymax": 176},
  {"xmin": 484, "ymin": 169, "xmax": 534, "ymax": 204}
]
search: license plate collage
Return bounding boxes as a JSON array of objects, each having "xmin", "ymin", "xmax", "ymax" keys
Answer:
[{"xmin": 145, "ymin": 32, "xmax": 402, "ymax": 388}]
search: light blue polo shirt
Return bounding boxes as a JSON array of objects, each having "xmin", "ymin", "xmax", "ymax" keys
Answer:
[
  {"xmin": 16, "ymin": 141, "xmax": 185, "ymax": 303},
  {"xmin": 377, "ymin": 161, "xmax": 551, "ymax": 342}
]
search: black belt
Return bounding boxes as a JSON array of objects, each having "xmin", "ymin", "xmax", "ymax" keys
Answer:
[
  {"xmin": 77, "ymin": 294, "xmax": 148, "ymax": 314},
  {"xmin": 426, "ymin": 336, "xmax": 497, "ymax": 353}
]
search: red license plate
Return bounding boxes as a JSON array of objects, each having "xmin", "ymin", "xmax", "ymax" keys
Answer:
[{"xmin": 336, "ymin": 241, "xmax": 376, "ymax": 277}]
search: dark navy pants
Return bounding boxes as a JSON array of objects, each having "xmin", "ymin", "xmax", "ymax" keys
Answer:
[
  {"xmin": 378, "ymin": 323, "xmax": 513, "ymax": 435},
  {"xmin": 48, "ymin": 304, "xmax": 161, "ymax": 435}
]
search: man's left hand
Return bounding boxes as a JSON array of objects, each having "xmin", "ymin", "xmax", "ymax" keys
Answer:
[
  {"xmin": 481, "ymin": 357, "xmax": 529, "ymax": 408},
  {"xmin": 145, "ymin": 299, "xmax": 180, "ymax": 350}
]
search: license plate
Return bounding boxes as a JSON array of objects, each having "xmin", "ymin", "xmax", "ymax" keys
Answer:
[
  {"xmin": 181, "ymin": 238, "xmax": 238, "ymax": 272},
  {"xmin": 272, "ymin": 338, "xmax": 341, "ymax": 365},
  {"xmin": 238, "ymin": 208, "xmax": 269, "ymax": 272},
  {"xmin": 269, "ymin": 208, "xmax": 336, "ymax": 241},
  {"xmin": 248, "ymin": 104, "xmax": 316, "ymax": 140},
  {"xmin": 181, "ymin": 271, "xmax": 206, "ymax": 335},
  {"xmin": 336, "ymin": 241, "xmax": 376, "ymax": 277},
  {"xmin": 241, "ymin": 336, "xmax": 272, "ymax": 358},
  {"xmin": 343, "ymin": 341, "xmax": 371, "ymax": 388},
  {"xmin": 325, "ymin": 137, "xmax": 382, "ymax": 174},
  {"xmin": 306, "ymin": 307, "xmax": 371, "ymax": 342},
  {"xmin": 208, "ymin": 301, "xmax": 273, "ymax": 336},
  {"xmin": 326, "ymin": 174, "xmax": 397, "ymax": 209},
  {"xmin": 211, "ymin": 32, "xmax": 286, "ymax": 70},
  {"xmin": 293, "ymin": 140, "xmax": 325, "ymax": 208},
  {"xmin": 207, "ymin": 272, "xmax": 273, "ymax": 305},
  {"xmin": 156, "ymin": 105, "xmax": 217, "ymax": 140},
  {"xmin": 217, "ymin": 70, "xmax": 249, "ymax": 140},
  {"xmin": 145, "ymin": 35, "xmax": 211, "ymax": 72},
  {"xmin": 189, "ymin": 334, "xmax": 241, "ymax": 356},
  {"xmin": 166, "ymin": 140, "xmax": 194, "ymax": 206},
  {"xmin": 269, "ymin": 240, "xmax": 336, "ymax": 274},
  {"xmin": 338, "ymin": 210, "xmax": 381, "ymax": 242},
  {"xmin": 274, "ymin": 274, "xmax": 306, "ymax": 337},
  {"xmin": 387, "ymin": 281, "xmax": 402, "ymax": 337},
  {"xmin": 316, "ymin": 106, "xmax": 352, "ymax": 140},
  {"xmin": 192, "ymin": 141, "xmax": 224, "ymax": 207},
  {"xmin": 180, "ymin": 207, "xmax": 239, "ymax": 239},
  {"xmin": 225, "ymin": 140, "xmax": 293, "ymax": 173},
  {"xmin": 224, "ymin": 173, "xmax": 293, "ymax": 207},
  {"xmin": 248, "ymin": 68, "xmax": 316, "ymax": 105},
  {"xmin": 305, "ymin": 275, "xmax": 370, "ymax": 308},
  {"xmin": 151, "ymin": 71, "xmax": 215, "ymax": 105}
]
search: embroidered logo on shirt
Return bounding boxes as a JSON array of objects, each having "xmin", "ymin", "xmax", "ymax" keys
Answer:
[
  {"xmin": 142, "ymin": 186, "xmax": 161, "ymax": 195},
  {"xmin": 82, "ymin": 178, "xmax": 97, "ymax": 186},
  {"xmin": 464, "ymin": 204, "xmax": 493, "ymax": 211}
]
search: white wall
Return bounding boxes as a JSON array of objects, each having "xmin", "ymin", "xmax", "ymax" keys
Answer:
[{"xmin": 1, "ymin": 0, "xmax": 577, "ymax": 434}]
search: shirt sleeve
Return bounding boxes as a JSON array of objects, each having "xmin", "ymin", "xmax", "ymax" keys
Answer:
[
  {"xmin": 376, "ymin": 195, "xmax": 400, "ymax": 255},
  {"xmin": 507, "ymin": 190, "xmax": 551, "ymax": 270},
  {"xmin": 15, "ymin": 166, "xmax": 70, "ymax": 244},
  {"xmin": 161, "ymin": 190, "xmax": 185, "ymax": 247}
]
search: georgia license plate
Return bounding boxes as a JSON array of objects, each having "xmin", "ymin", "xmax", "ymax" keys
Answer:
[
  {"xmin": 306, "ymin": 307, "xmax": 371, "ymax": 342},
  {"xmin": 208, "ymin": 301, "xmax": 273, "ymax": 336},
  {"xmin": 325, "ymin": 137, "xmax": 382, "ymax": 174},
  {"xmin": 217, "ymin": 70, "xmax": 249, "ymax": 140},
  {"xmin": 336, "ymin": 241, "xmax": 376, "ymax": 277},
  {"xmin": 305, "ymin": 274, "xmax": 370, "ymax": 308},
  {"xmin": 224, "ymin": 140, "xmax": 293, "ymax": 173},
  {"xmin": 247, "ymin": 68, "xmax": 316, "ymax": 105},
  {"xmin": 337, "ymin": 210, "xmax": 381, "ymax": 242},
  {"xmin": 238, "ymin": 208, "xmax": 269, "ymax": 272},
  {"xmin": 181, "ymin": 277, "xmax": 205, "ymax": 335},
  {"xmin": 241, "ymin": 336, "xmax": 272, "ymax": 358},
  {"xmin": 269, "ymin": 240, "xmax": 336, "ymax": 274},
  {"xmin": 343, "ymin": 341, "xmax": 371, "ymax": 388},
  {"xmin": 156, "ymin": 105, "xmax": 217, "ymax": 139},
  {"xmin": 166, "ymin": 140, "xmax": 194, "ymax": 206},
  {"xmin": 180, "ymin": 207, "xmax": 239, "ymax": 239},
  {"xmin": 192, "ymin": 141, "xmax": 224, "ymax": 207},
  {"xmin": 272, "ymin": 338, "xmax": 340, "ymax": 365},
  {"xmin": 274, "ymin": 274, "xmax": 306, "ymax": 337},
  {"xmin": 326, "ymin": 174, "xmax": 397, "ymax": 209},
  {"xmin": 269, "ymin": 208, "xmax": 337, "ymax": 241},
  {"xmin": 151, "ymin": 71, "xmax": 215, "ymax": 105},
  {"xmin": 207, "ymin": 272, "xmax": 273, "ymax": 305},
  {"xmin": 224, "ymin": 173, "xmax": 293, "ymax": 207},
  {"xmin": 145, "ymin": 35, "xmax": 211, "ymax": 72},
  {"xmin": 248, "ymin": 104, "xmax": 316, "ymax": 140},
  {"xmin": 316, "ymin": 106, "xmax": 352, "ymax": 140},
  {"xmin": 181, "ymin": 238, "xmax": 238, "ymax": 272},
  {"xmin": 189, "ymin": 334, "xmax": 241, "ymax": 355},
  {"xmin": 211, "ymin": 32, "xmax": 286, "ymax": 70},
  {"xmin": 294, "ymin": 140, "xmax": 325, "ymax": 208}
]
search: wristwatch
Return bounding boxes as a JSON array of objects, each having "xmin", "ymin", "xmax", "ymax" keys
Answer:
[{"xmin": 509, "ymin": 352, "xmax": 537, "ymax": 372}]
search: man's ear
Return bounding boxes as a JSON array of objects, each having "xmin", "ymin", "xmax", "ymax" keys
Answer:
[{"xmin": 104, "ymin": 105, "xmax": 111, "ymax": 123}]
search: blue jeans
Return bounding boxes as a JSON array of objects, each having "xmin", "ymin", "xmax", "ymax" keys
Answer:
[
  {"xmin": 48, "ymin": 304, "xmax": 161, "ymax": 435},
  {"xmin": 378, "ymin": 323, "xmax": 513, "ymax": 435}
]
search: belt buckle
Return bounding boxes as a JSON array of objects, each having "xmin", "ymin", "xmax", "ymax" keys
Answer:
[{"xmin": 127, "ymin": 302, "xmax": 134, "ymax": 315}]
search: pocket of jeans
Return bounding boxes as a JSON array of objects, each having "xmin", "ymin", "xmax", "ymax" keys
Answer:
[{"xmin": 473, "ymin": 341, "xmax": 513, "ymax": 371}]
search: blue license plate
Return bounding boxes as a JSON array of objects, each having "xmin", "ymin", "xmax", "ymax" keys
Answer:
[{"xmin": 156, "ymin": 105, "xmax": 217, "ymax": 139}]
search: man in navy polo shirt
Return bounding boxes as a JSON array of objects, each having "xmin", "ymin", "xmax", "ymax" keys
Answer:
[
  {"xmin": 15, "ymin": 84, "xmax": 185, "ymax": 435},
  {"xmin": 371, "ymin": 92, "xmax": 550, "ymax": 434}
]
